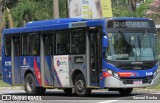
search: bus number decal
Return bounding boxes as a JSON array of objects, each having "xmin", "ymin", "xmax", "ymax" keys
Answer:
[
  {"xmin": 5, "ymin": 61, "xmax": 11, "ymax": 67},
  {"xmin": 146, "ymin": 72, "xmax": 153, "ymax": 76}
]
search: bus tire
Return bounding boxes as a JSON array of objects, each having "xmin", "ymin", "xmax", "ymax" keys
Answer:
[
  {"xmin": 74, "ymin": 73, "xmax": 91, "ymax": 96},
  {"xmin": 63, "ymin": 88, "xmax": 72, "ymax": 94},
  {"xmin": 118, "ymin": 88, "xmax": 133, "ymax": 96},
  {"xmin": 37, "ymin": 87, "xmax": 46, "ymax": 95},
  {"xmin": 25, "ymin": 73, "xmax": 46, "ymax": 95}
]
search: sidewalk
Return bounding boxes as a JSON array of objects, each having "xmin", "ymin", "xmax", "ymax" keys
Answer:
[
  {"xmin": 133, "ymin": 88, "xmax": 160, "ymax": 94},
  {"xmin": 0, "ymin": 86, "xmax": 23, "ymax": 90}
]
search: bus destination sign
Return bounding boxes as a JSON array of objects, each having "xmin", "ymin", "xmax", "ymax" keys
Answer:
[{"xmin": 107, "ymin": 20, "xmax": 154, "ymax": 29}]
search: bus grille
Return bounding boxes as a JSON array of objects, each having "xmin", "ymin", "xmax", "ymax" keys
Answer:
[{"xmin": 122, "ymin": 77, "xmax": 153, "ymax": 85}]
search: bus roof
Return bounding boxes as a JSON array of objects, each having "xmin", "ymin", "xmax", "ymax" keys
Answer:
[
  {"xmin": 26, "ymin": 18, "xmax": 86, "ymax": 27},
  {"xmin": 3, "ymin": 17, "xmax": 152, "ymax": 35},
  {"xmin": 3, "ymin": 18, "xmax": 104, "ymax": 35}
]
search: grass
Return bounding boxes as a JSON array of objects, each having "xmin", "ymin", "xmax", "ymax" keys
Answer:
[
  {"xmin": 146, "ymin": 72, "xmax": 160, "ymax": 89},
  {"xmin": 147, "ymin": 83, "xmax": 160, "ymax": 89},
  {"xmin": 0, "ymin": 79, "xmax": 10, "ymax": 87},
  {"xmin": 0, "ymin": 74, "xmax": 10, "ymax": 87}
]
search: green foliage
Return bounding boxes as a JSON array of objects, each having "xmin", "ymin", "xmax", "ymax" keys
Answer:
[
  {"xmin": 59, "ymin": 0, "xmax": 68, "ymax": 18},
  {"xmin": 11, "ymin": 0, "xmax": 53, "ymax": 27},
  {"xmin": 134, "ymin": 0, "xmax": 152, "ymax": 17},
  {"xmin": 11, "ymin": 0, "xmax": 37, "ymax": 27},
  {"xmin": 0, "ymin": 75, "xmax": 10, "ymax": 87},
  {"xmin": 9, "ymin": 0, "xmax": 68, "ymax": 27},
  {"xmin": 2, "ymin": 0, "xmax": 18, "ymax": 8},
  {"xmin": 5, "ymin": 0, "xmax": 155, "ymax": 27},
  {"xmin": 112, "ymin": 0, "xmax": 152, "ymax": 17}
]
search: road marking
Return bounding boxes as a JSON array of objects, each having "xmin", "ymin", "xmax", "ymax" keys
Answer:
[
  {"xmin": 151, "ymin": 93, "xmax": 160, "ymax": 94},
  {"xmin": 97, "ymin": 100, "xmax": 119, "ymax": 103}
]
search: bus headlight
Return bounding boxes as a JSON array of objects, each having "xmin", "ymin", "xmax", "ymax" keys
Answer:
[
  {"xmin": 113, "ymin": 72, "xmax": 119, "ymax": 79},
  {"xmin": 107, "ymin": 69, "xmax": 112, "ymax": 75},
  {"xmin": 106, "ymin": 69, "xmax": 120, "ymax": 79}
]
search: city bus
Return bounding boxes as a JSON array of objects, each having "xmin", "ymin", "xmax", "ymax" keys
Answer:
[{"xmin": 2, "ymin": 17, "xmax": 159, "ymax": 96}]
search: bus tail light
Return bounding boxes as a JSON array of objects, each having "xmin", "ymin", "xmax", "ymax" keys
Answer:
[{"xmin": 102, "ymin": 72, "xmax": 111, "ymax": 77}]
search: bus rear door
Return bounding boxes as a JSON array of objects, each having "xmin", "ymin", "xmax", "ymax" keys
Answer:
[
  {"xmin": 41, "ymin": 33, "xmax": 54, "ymax": 86},
  {"xmin": 11, "ymin": 36, "xmax": 21, "ymax": 85}
]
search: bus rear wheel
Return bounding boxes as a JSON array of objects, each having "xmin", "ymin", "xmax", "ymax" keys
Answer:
[
  {"xmin": 118, "ymin": 88, "xmax": 133, "ymax": 95},
  {"xmin": 74, "ymin": 73, "xmax": 91, "ymax": 96},
  {"xmin": 25, "ymin": 73, "xmax": 46, "ymax": 95}
]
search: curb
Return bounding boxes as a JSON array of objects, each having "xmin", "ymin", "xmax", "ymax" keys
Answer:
[
  {"xmin": 0, "ymin": 86, "xmax": 24, "ymax": 90},
  {"xmin": 133, "ymin": 88, "xmax": 160, "ymax": 93}
]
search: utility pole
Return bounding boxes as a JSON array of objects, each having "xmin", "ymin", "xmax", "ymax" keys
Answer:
[
  {"xmin": 0, "ymin": 0, "xmax": 3, "ymax": 69},
  {"xmin": 53, "ymin": 0, "xmax": 59, "ymax": 19},
  {"xmin": 0, "ymin": 0, "xmax": 5, "ymax": 31},
  {"xmin": 0, "ymin": 0, "xmax": 3, "ymax": 26}
]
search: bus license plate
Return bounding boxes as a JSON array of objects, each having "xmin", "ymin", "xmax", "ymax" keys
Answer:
[{"xmin": 133, "ymin": 80, "xmax": 142, "ymax": 85}]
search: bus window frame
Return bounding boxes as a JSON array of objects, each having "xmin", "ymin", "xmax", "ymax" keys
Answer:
[
  {"xmin": 70, "ymin": 28, "xmax": 86, "ymax": 55},
  {"xmin": 21, "ymin": 32, "xmax": 40, "ymax": 56},
  {"xmin": 42, "ymin": 31, "xmax": 55, "ymax": 56},
  {"xmin": 54, "ymin": 28, "xmax": 87, "ymax": 55},
  {"xmin": 4, "ymin": 35, "xmax": 12, "ymax": 57},
  {"xmin": 55, "ymin": 30, "xmax": 70, "ymax": 55}
]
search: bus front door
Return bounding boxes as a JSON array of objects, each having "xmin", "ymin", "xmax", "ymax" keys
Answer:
[
  {"xmin": 11, "ymin": 36, "xmax": 21, "ymax": 85},
  {"xmin": 43, "ymin": 34, "xmax": 54, "ymax": 86},
  {"xmin": 88, "ymin": 28, "xmax": 101, "ymax": 86}
]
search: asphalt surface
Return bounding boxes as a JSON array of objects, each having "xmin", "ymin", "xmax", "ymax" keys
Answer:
[{"xmin": 0, "ymin": 89, "xmax": 160, "ymax": 103}]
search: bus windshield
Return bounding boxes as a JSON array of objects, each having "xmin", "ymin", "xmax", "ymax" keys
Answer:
[{"xmin": 105, "ymin": 31, "xmax": 157, "ymax": 61}]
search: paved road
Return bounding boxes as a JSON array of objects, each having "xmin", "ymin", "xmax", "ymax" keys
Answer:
[{"xmin": 0, "ymin": 89, "xmax": 160, "ymax": 103}]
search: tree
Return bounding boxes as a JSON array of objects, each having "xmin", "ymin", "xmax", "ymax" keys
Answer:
[
  {"xmin": 128, "ymin": 0, "xmax": 137, "ymax": 12},
  {"xmin": 10, "ymin": 0, "xmax": 53, "ymax": 27},
  {"xmin": 59, "ymin": 0, "xmax": 68, "ymax": 18},
  {"xmin": 0, "ymin": 0, "xmax": 3, "ymax": 30},
  {"xmin": 9, "ymin": 0, "xmax": 67, "ymax": 27},
  {"xmin": 112, "ymin": 0, "xmax": 152, "ymax": 17},
  {"xmin": 146, "ymin": 0, "xmax": 160, "ymax": 24}
]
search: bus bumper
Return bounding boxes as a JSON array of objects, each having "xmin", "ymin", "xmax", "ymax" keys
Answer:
[{"xmin": 104, "ymin": 73, "xmax": 160, "ymax": 88}]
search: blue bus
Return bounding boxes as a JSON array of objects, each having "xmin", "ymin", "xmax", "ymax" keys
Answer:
[{"xmin": 2, "ymin": 17, "xmax": 159, "ymax": 96}]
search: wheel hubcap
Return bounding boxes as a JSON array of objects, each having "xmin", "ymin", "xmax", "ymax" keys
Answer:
[
  {"xmin": 77, "ymin": 80, "xmax": 84, "ymax": 92},
  {"xmin": 26, "ymin": 77, "xmax": 33, "ymax": 92}
]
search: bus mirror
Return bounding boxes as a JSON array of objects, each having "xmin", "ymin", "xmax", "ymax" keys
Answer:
[{"xmin": 103, "ymin": 36, "xmax": 108, "ymax": 48}]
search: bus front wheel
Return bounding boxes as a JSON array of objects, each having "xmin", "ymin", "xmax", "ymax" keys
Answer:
[
  {"xmin": 118, "ymin": 88, "xmax": 133, "ymax": 95},
  {"xmin": 74, "ymin": 73, "xmax": 91, "ymax": 96},
  {"xmin": 25, "ymin": 73, "xmax": 46, "ymax": 95}
]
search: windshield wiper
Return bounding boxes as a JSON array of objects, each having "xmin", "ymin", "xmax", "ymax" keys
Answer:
[{"xmin": 118, "ymin": 30, "xmax": 124, "ymax": 38}]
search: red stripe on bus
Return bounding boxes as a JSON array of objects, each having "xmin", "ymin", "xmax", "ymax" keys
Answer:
[{"xmin": 34, "ymin": 58, "xmax": 42, "ymax": 86}]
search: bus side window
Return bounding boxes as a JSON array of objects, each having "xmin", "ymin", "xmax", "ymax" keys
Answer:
[
  {"xmin": 71, "ymin": 29, "xmax": 85, "ymax": 54},
  {"xmin": 44, "ymin": 35, "xmax": 53, "ymax": 55},
  {"xmin": 22, "ymin": 35, "xmax": 28, "ymax": 56},
  {"xmin": 4, "ymin": 36, "xmax": 11, "ymax": 56},
  {"xmin": 56, "ymin": 30, "xmax": 70, "ymax": 55},
  {"xmin": 29, "ymin": 33, "xmax": 40, "ymax": 56}
]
